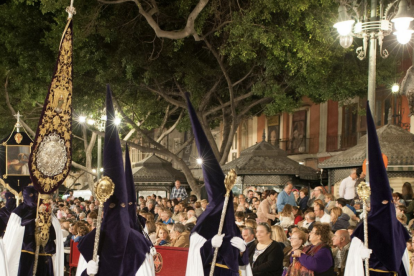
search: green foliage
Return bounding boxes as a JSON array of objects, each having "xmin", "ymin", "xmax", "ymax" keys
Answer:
[{"xmin": 0, "ymin": 0, "xmax": 402, "ymax": 163}]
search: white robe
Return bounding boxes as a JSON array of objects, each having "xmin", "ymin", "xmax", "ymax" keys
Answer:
[
  {"xmin": 0, "ymin": 238, "xmax": 9, "ymax": 276},
  {"xmin": 75, "ymin": 252, "xmax": 155, "ymax": 276},
  {"xmin": 344, "ymin": 237, "xmax": 409, "ymax": 276},
  {"xmin": 2, "ymin": 213, "xmax": 64, "ymax": 276},
  {"xmin": 185, "ymin": 232, "xmax": 252, "ymax": 276}
]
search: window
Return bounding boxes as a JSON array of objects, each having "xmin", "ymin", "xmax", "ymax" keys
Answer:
[
  {"xmin": 342, "ymin": 104, "xmax": 357, "ymax": 149},
  {"xmin": 290, "ymin": 110, "xmax": 306, "ymax": 153},
  {"xmin": 267, "ymin": 115, "xmax": 280, "ymax": 147}
]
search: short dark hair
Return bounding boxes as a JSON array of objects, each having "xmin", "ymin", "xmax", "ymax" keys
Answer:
[
  {"xmin": 243, "ymin": 227, "xmax": 255, "ymax": 236},
  {"xmin": 300, "ymin": 188, "xmax": 308, "ymax": 196},
  {"xmin": 336, "ymin": 198, "xmax": 347, "ymax": 207}
]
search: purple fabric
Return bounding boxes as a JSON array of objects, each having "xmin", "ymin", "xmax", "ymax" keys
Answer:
[
  {"xmin": 125, "ymin": 145, "xmax": 139, "ymax": 230},
  {"xmin": 352, "ymin": 102, "xmax": 409, "ymax": 276},
  {"xmin": 13, "ymin": 186, "xmax": 38, "ymax": 226},
  {"xmin": 0, "ymin": 192, "xmax": 16, "ymax": 236},
  {"xmin": 18, "ymin": 253, "xmax": 54, "ymax": 276},
  {"xmin": 77, "ymin": 85, "xmax": 150, "ymax": 276},
  {"xmin": 296, "ymin": 246, "xmax": 333, "ymax": 273},
  {"xmin": 185, "ymin": 93, "xmax": 249, "ymax": 275}
]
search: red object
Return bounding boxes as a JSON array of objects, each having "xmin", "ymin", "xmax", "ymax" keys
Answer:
[
  {"xmin": 154, "ymin": 246, "xmax": 189, "ymax": 276},
  {"xmin": 294, "ymin": 215, "xmax": 303, "ymax": 225},
  {"xmin": 362, "ymin": 154, "xmax": 388, "ymax": 174},
  {"xmin": 69, "ymin": 239, "xmax": 80, "ymax": 275}
]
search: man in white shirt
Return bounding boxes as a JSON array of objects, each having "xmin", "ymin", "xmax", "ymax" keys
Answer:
[
  {"xmin": 314, "ymin": 202, "xmax": 331, "ymax": 223},
  {"xmin": 339, "ymin": 169, "xmax": 357, "ymax": 202}
]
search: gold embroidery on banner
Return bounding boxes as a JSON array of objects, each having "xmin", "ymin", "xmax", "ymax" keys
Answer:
[{"xmin": 30, "ymin": 19, "xmax": 73, "ymax": 193}]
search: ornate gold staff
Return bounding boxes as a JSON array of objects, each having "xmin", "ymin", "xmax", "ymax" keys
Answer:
[
  {"xmin": 209, "ymin": 169, "xmax": 237, "ymax": 276},
  {"xmin": 90, "ymin": 176, "xmax": 115, "ymax": 276},
  {"xmin": 357, "ymin": 181, "xmax": 371, "ymax": 276},
  {"xmin": 33, "ymin": 194, "xmax": 52, "ymax": 276}
]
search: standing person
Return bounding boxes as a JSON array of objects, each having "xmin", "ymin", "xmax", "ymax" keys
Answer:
[
  {"xmin": 298, "ymin": 188, "xmax": 309, "ymax": 211},
  {"xmin": 339, "ymin": 169, "xmax": 358, "ymax": 204},
  {"xmin": 403, "ymin": 182, "xmax": 414, "ymax": 201},
  {"xmin": 277, "ymin": 182, "xmax": 297, "ymax": 213},
  {"xmin": 246, "ymin": 190, "xmax": 255, "ymax": 205},
  {"xmin": 257, "ymin": 190, "xmax": 278, "ymax": 224},
  {"xmin": 248, "ymin": 223, "xmax": 284, "ymax": 276},
  {"xmin": 307, "ymin": 187, "xmax": 325, "ymax": 208},
  {"xmin": 291, "ymin": 223, "xmax": 336, "ymax": 276},
  {"xmin": 170, "ymin": 180, "xmax": 188, "ymax": 202},
  {"xmin": 0, "ymin": 191, "xmax": 16, "ymax": 237},
  {"xmin": 185, "ymin": 94, "xmax": 251, "ymax": 276}
]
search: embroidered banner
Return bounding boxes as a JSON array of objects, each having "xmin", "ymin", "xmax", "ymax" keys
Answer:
[{"xmin": 29, "ymin": 19, "xmax": 73, "ymax": 194}]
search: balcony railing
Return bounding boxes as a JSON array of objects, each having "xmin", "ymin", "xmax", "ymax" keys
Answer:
[{"xmin": 326, "ymin": 134, "xmax": 358, "ymax": 152}]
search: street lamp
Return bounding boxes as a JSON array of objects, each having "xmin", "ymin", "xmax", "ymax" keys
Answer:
[{"xmin": 392, "ymin": 83, "xmax": 400, "ymax": 93}]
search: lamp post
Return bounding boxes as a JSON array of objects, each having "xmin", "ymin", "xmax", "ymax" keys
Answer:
[
  {"xmin": 334, "ymin": 0, "xmax": 413, "ymax": 182},
  {"xmin": 334, "ymin": 1, "xmax": 413, "ymax": 275}
]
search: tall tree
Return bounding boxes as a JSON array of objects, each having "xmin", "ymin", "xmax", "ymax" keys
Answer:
[{"xmin": 0, "ymin": 0, "xmax": 400, "ymax": 196}]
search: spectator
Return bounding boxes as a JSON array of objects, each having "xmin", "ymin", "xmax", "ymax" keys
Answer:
[
  {"xmin": 299, "ymin": 188, "xmax": 309, "ymax": 211},
  {"xmin": 146, "ymin": 221, "xmax": 157, "ymax": 244},
  {"xmin": 314, "ymin": 202, "xmax": 331, "ymax": 223},
  {"xmin": 86, "ymin": 211, "xmax": 98, "ymax": 228},
  {"xmin": 238, "ymin": 194, "xmax": 252, "ymax": 213},
  {"xmin": 347, "ymin": 225, "xmax": 356, "ymax": 236},
  {"xmin": 160, "ymin": 211, "xmax": 174, "ymax": 224},
  {"xmin": 393, "ymin": 193, "xmax": 406, "ymax": 207},
  {"xmin": 287, "ymin": 225, "xmax": 299, "ymax": 239},
  {"xmin": 339, "ymin": 169, "xmax": 357, "ymax": 203},
  {"xmin": 194, "ymin": 202, "xmax": 203, "ymax": 217},
  {"xmin": 200, "ymin": 199, "xmax": 208, "ymax": 211},
  {"xmin": 330, "ymin": 207, "xmax": 350, "ymax": 232},
  {"xmin": 307, "ymin": 187, "xmax": 325, "ymax": 208},
  {"xmin": 271, "ymin": 225, "xmax": 292, "ymax": 268},
  {"xmin": 170, "ymin": 180, "xmax": 188, "ymax": 202},
  {"xmin": 303, "ymin": 212, "xmax": 316, "ymax": 231},
  {"xmin": 397, "ymin": 205, "xmax": 408, "ymax": 225},
  {"xmin": 154, "ymin": 225, "xmax": 170, "ymax": 246},
  {"xmin": 402, "ymin": 182, "xmax": 414, "ymax": 201},
  {"xmin": 73, "ymin": 223, "xmax": 89, "ymax": 243},
  {"xmin": 169, "ymin": 223, "xmax": 190, "ymax": 248},
  {"xmin": 78, "ymin": 212, "xmax": 86, "ymax": 221},
  {"xmin": 278, "ymin": 204, "xmax": 295, "ymax": 228},
  {"xmin": 248, "ymin": 223, "xmax": 284, "ymax": 276},
  {"xmin": 332, "ymin": 230, "xmax": 351, "ymax": 276},
  {"xmin": 242, "ymin": 227, "xmax": 256, "ymax": 254},
  {"xmin": 235, "ymin": 211, "xmax": 245, "ymax": 226},
  {"xmin": 257, "ymin": 190, "xmax": 277, "ymax": 224},
  {"xmin": 285, "ymin": 230, "xmax": 307, "ymax": 274},
  {"xmin": 179, "ymin": 212, "xmax": 187, "ymax": 224},
  {"xmin": 277, "ymin": 182, "xmax": 297, "ymax": 213},
  {"xmin": 324, "ymin": 194, "xmax": 336, "ymax": 214},
  {"xmin": 292, "ymin": 206, "xmax": 303, "ymax": 225},
  {"xmin": 186, "ymin": 210, "xmax": 197, "ymax": 224},
  {"xmin": 172, "ymin": 205, "xmax": 181, "ymax": 222},
  {"xmin": 245, "ymin": 219, "xmax": 258, "ymax": 231},
  {"xmin": 188, "ymin": 195, "xmax": 197, "ymax": 204},
  {"xmin": 246, "ymin": 190, "xmax": 254, "ymax": 205},
  {"xmin": 336, "ymin": 198, "xmax": 357, "ymax": 227},
  {"xmin": 291, "ymin": 223, "xmax": 335, "ymax": 275},
  {"xmin": 293, "ymin": 189, "xmax": 300, "ymax": 205}
]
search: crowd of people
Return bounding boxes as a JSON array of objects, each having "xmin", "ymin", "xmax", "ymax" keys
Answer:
[{"xmin": 2, "ymin": 171, "xmax": 414, "ymax": 276}]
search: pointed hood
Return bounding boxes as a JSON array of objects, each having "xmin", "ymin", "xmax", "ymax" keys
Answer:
[
  {"xmin": 185, "ymin": 93, "xmax": 247, "ymax": 274},
  {"xmin": 13, "ymin": 186, "xmax": 38, "ymax": 226},
  {"xmin": 5, "ymin": 192, "xmax": 16, "ymax": 212},
  {"xmin": 353, "ymin": 102, "xmax": 409, "ymax": 275},
  {"xmin": 78, "ymin": 85, "xmax": 150, "ymax": 276}
]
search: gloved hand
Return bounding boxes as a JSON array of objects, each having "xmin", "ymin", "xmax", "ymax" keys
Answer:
[
  {"xmin": 150, "ymin": 247, "xmax": 157, "ymax": 256},
  {"xmin": 87, "ymin": 255, "xmax": 99, "ymax": 275},
  {"xmin": 360, "ymin": 246, "xmax": 372, "ymax": 260},
  {"xmin": 230, "ymin": 237, "xmax": 246, "ymax": 253},
  {"xmin": 211, "ymin": 233, "xmax": 225, "ymax": 248}
]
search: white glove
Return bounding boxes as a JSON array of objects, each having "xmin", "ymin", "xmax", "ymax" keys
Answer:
[
  {"xmin": 87, "ymin": 255, "xmax": 99, "ymax": 275},
  {"xmin": 230, "ymin": 237, "xmax": 246, "ymax": 253},
  {"xmin": 360, "ymin": 246, "xmax": 372, "ymax": 260},
  {"xmin": 150, "ymin": 247, "xmax": 157, "ymax": 256},
  {"xmin": 212, "ymin": 233, "xmax": 225, "ymax": 248}
]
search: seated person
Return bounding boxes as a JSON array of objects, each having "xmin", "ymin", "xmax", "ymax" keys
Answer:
[
  {"xmin": 154, "ymin": 225, "xmax": 170, "ymax": 246},
  {"xmin": 169, "ymin": 223, "xmax": 190, "ymax": 248}
]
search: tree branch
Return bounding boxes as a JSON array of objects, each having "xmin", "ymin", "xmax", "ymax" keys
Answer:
[
  {"xmin": 204, "ymin": 91, "xmax": 254, "ymax": 116},
  {"xmin": 232, "ymin": 66, "xmax": 255, "ymax": 87},
  {"xmin": 199, "ymin": 78, "xmax": 221, "ymax": 111},
  {"xmin": 157, "ymin": 110, "xmax": 184, "ymax": 143},
  {"xmin": 237, "ymin": 97, "xmax": 273, "ymax": 118},
  {"xmin": 174, "ymin": 133, "xmax": 193, "ymax": 154},
  {"xmin": 133, "ymin": 0, "xmax": 210, "ymax": 41},
  {"xmin": 144, "ymin": 85, "xmax": 186, "ymax": 108},
  {"xmin": 98, "ymin": 0, "xmax": 134, "ymax": 4}
]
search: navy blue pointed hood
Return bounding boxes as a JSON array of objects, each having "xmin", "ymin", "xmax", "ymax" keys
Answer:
[
  {"xmin": 352, "ymin": 102, "xmax": 409, "ymax": 275},
  {"xmin": 185, "ymin": 93, "xmax": 248, "ymax": 274},
  {"xmin": 78, "ymin": 85, "xmax": 151, "ymax": 276},
  {"xmin": 13, "ymin": 186, "xmax": 38, "ymax": 226},
  {"xmin": 0, "ymin": 191, "xmax": 16, "ymax": 236}
]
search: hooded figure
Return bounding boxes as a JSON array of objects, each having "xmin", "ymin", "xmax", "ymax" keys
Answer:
[
  {"xmin": 0, "ymin": 191, "xmax": 17, "ymax": 237},
  {"xmin": 3, "ymin": 185, "xmax": 64, "ymax": 276},
  {"xmin": 184, "ymin": 94, "xmax": 252, "ymax": 276},
  {"xmin": 344, "ymin": 103, "xmax": 410, "ymax": 276},
  {"xmin": 76, "ymin": 85, "xmax": 154, "ymax": 276}
]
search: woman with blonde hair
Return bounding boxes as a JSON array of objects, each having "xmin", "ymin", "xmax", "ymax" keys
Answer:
[
  {"xmin": 245, "ymin": 219, "xmax": 258, "ymax": 231},
  {"xmin": 154, "ymin": 225, "xmax": 170, "ymax": 246},
  {"xmin": 330, "ymin": 207, "xmax": 350, "ymax": 232},
  {"xmin": 271, "ymin": 225, "xmax": 292, "ymax": 268}
]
